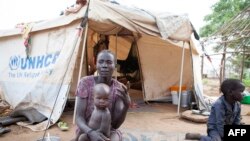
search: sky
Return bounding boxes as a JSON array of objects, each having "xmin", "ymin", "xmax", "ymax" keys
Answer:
[
  {"xmin": 0, "ymin": 0, "xmax": 221, "ymax": 76},
  {"xmin": 0, "ymin": 0, "xmax": 218, "ymax": 31}
]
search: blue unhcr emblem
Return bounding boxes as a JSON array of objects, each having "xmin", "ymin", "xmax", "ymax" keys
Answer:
[
  {"xmin": 9, "ymin": 56, "xmax": 20, "ymax": 70},
  {"xmin": 8, "ymin": 52, "xmax": 60, "ymax": 70}
]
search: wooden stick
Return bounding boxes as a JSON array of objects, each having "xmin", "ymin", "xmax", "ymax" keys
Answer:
[
  {"xmin": 73, "ymin": 23, "xmax": 89, "ymax": 124},
  {"xmin": 207, "ymin": 50, "xmax": 250, "ymax": 56},
  {"xmin": 115, "ymin": 33, "xmax": 118, "ymax": 80}
]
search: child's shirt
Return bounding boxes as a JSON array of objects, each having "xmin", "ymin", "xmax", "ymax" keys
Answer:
[{"xmin": 207, "ymin": 95, "xmax": 241, "ymax": 138}]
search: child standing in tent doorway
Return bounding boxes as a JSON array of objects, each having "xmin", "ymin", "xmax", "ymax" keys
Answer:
[
  {"xmin": 185, "ymin": 78, "xmax": 245, "ymax": 141},
  {"xmin": 76, "ymin": 83, "xmax": 111, "ymax": 141},
  {"xmin": 64, "ymin": 0, "xmax": 87, "ymax": 15}
]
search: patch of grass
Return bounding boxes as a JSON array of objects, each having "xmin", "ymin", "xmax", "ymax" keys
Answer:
[{"xmin": 243, "ymin": 79, "xmax": 250, "ymax": 87}]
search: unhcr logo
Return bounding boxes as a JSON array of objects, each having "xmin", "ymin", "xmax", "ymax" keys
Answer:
[
  {"xmin": 9, "ymin": 56, "xmax": 20, "ymax": 70},
  {"xmin": 9, "ymin": 52, "xmax": 60, "ymax": 70}
]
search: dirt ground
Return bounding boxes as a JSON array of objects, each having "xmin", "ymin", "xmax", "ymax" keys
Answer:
[{"xmin": 1, "ymin": 78, "xmax": 250, "ymax": 141}]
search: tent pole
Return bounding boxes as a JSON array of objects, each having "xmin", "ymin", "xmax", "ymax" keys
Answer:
[
  {"xmin": 115, "ymin": 33, "xmax": 118, "ymax": 80},
  {"xmin": 73, "ymin": 0, "xmax": 91, "ymax": 124},
  {"xmin": 177, "ymin": 42, "xmax": 186, "ymax": 115},
  {"xmin": 73, "ymin": 23, "xmax": 89, "ymax": 124}
]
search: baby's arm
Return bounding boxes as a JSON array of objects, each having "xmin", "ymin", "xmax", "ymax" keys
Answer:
[
  {"xmin": 88, "ymin": 109, "xmax": 101, "ymax": 129},
  {"xmin": 98, "ymin": 109, "xmax": 111, "ymax": 137}
]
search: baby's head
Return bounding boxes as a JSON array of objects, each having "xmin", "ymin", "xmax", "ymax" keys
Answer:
[
  {"xmin": 93, "ymin": 83, "xmax": 110, "ymax": 109},
  {"xmin": 220, "ymin": 79, "xmax": 245, "ymax": 102}
]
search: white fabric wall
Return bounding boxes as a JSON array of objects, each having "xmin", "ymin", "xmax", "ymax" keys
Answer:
[
  {"xmin": 137, "ymin": 35, "xmax": 193, "ymax": 101},
  {"xmin": 0, "ymin": 22, "xmax": 81, "ymax": 124}
]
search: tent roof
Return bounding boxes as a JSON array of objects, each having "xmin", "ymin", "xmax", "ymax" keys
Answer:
[{"xmin": 0, "ymin": 0, "xmax": 193, "ymax": 41}]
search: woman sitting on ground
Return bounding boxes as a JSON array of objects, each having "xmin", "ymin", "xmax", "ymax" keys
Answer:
[{"xmin": 74, "ymin": 50, "xmax": 131, "ymax": 141}]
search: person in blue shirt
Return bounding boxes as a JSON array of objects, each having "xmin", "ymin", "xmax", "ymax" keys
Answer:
[{"xmin": 185, "ymin": 78, "xmax": 245, "ymax": 141}]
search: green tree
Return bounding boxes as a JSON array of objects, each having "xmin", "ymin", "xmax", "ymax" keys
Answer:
[
  {"xmin": 200, "ymin": 0, "xmax": 250, "ymax": 37},
  {"xmin": 200, "ymin": 0, "xmax": 250, "ymax": 82}
]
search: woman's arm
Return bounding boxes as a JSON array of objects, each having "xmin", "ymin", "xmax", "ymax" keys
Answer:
[
  {"xmin": 76, "ymin": 97, "xmax": 92, "ymax": 133},
  {"xmin": 112, "ymin": 85, "xmax": 131, "ymax": 129}
]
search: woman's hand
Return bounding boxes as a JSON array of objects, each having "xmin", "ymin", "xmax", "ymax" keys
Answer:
[
  {"xmin": 99, "ymin": 133, "xmax": 110, "ymax": 141},
  {"xmin": 88, "ymin": 130, "xmax": 110, "ymax": 141}
]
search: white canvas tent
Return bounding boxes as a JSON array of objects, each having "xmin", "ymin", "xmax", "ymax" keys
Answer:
[{"xmin": 0, "ymin": 0, "xmax": 208, "ymax": 130}]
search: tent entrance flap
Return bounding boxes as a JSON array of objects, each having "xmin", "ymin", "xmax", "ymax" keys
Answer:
[
  {"xmin": 68, "ymin": 28, "xmax": 88, "ymax": 99},
  {"xmin": 137, "ymin": 35, "xmax": 193, "ymax": 101}
]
